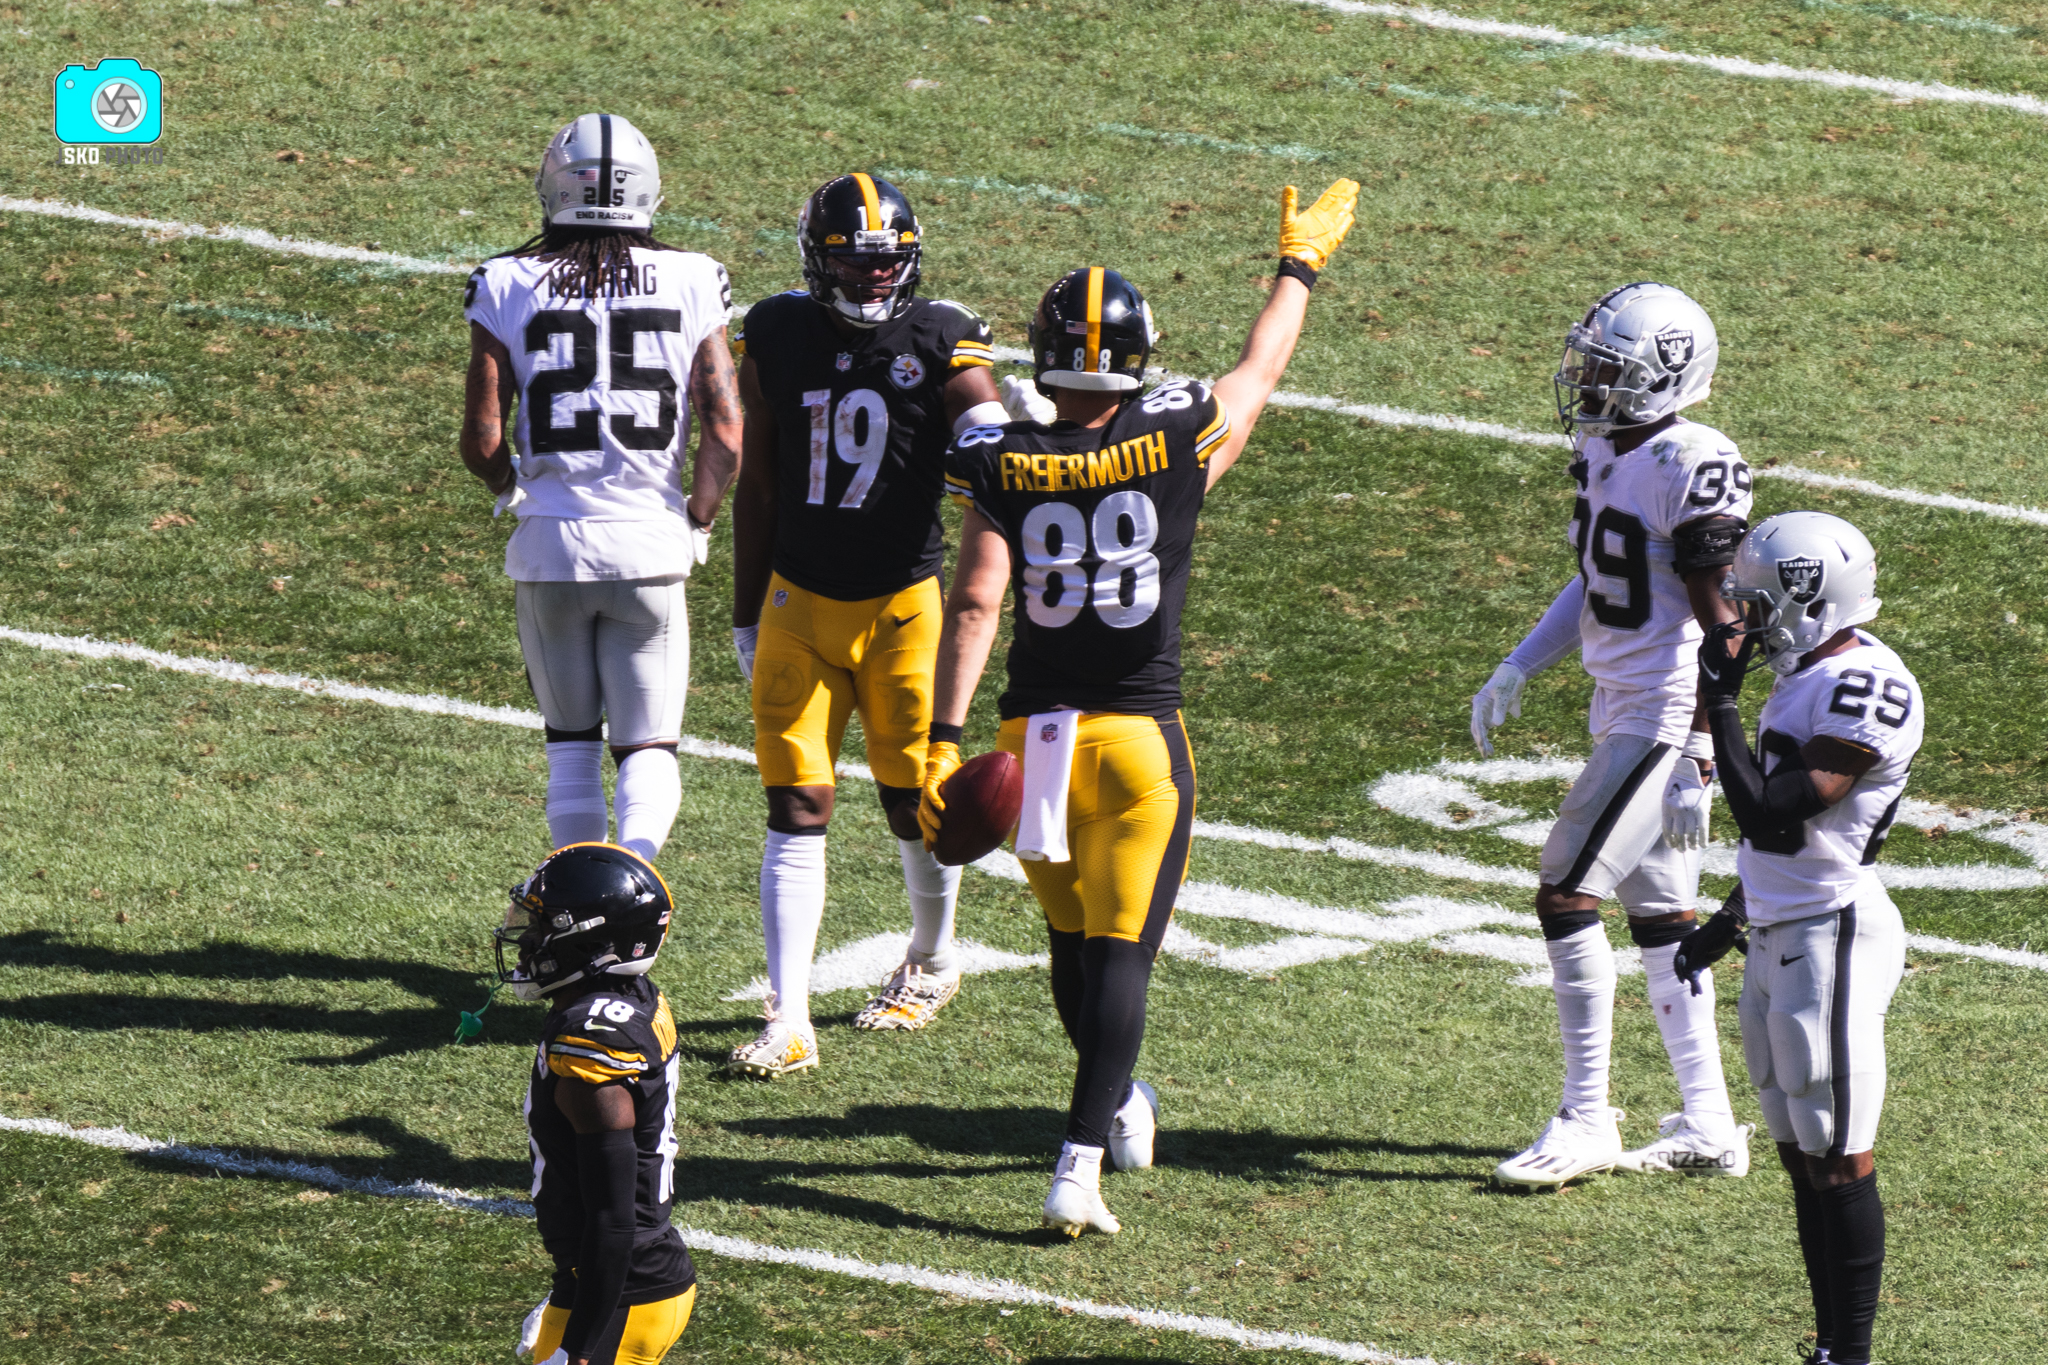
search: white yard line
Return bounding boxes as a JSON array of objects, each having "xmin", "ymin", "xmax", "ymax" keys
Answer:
[
  {"xmin": 5, "ymin": 195, "xmax": 2045, "ymax": 529},
  {"xmin": 0, "ymin": 1114, "xmax": 1446, "ymax": 1365},
  {"xmin": 1291, "ymin": 1, "xmax": 2048, "ymax": 118}
]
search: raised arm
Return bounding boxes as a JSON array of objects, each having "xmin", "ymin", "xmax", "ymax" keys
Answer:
[
  {"xmin": 1205, "ymin": 180, "xmax": 1360, "ymax": 488},
  {"xmin": 460, "ymin": 322, "xmax": 517, "ymax": 497},
  {"xmin": 686, "ymin": 327, "xmax": 743, "ymax": 526}
]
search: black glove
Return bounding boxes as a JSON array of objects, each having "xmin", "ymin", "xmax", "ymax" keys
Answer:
[
  {"xmin": 1672, "ymin": 885, "xmax": 1749, "ymax": 998},
  {"xmin": 1696, "ymin": 621, "xmax": 1758, "ymax": 709}
]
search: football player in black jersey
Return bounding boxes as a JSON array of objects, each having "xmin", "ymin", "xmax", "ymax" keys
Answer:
[
  {"xmin": 495, "ymin": 843, "xmax": 696, "ymax": 1365},
  {"xmin": 920, "ymin": 181, "xmax": 1359, "ymax": 1235},
  {"xmin": 725, "ymin": 174, "xmax": 1006, "ymax": 1078}
]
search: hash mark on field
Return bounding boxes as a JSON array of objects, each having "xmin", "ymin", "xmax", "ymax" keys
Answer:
[
  {"xmin": 168, "ymin": 301, "xmax": 395, "ymax": 342},
  {"xmin": 1291, "ymin": 1, "xmax": 2048, "ymax": 118},
  {"xmin": 1094, "ymin": 123, "xmax": 1333, "ymax": 160},
  {"xmin": 8, "ymin": 196, "xmax": 2046, "ymax": 529},
  {"xmin": 872, "ymin": 167, "xmax": 1098, "ymax": 206},
  {"xmin": 0, "ymin": 353, "xmax": 168, "ymax": 389},
  {"xmin": 0, "ymin": 1115, "xmax": 1453, "ymax": 1365}
]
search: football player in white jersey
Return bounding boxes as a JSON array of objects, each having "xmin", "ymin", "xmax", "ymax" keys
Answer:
[
  {"xmin": 1471, "ymin": 282, "xmax": 1756, "ymax": 1185},
  {"xmin": 1675, "ymin": 512, "xmax": 1919, "ymax": 1365},
  {"xmin": 461, "ymin": 114, "xmax": 742, "ymax": 866}
]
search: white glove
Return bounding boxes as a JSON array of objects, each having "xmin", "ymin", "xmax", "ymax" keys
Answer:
[
  {"xmin": 1468, "ymin": 661, "xmax": 1527, "ymax": 758},
  {"xmin": 515, "ymin": 1298, "xmax": 549, "ymax": 1360},
  {"xmin": 685, "ymin": 507, "xmax": 712, "ymax": 567},
  {"xmin": 492, "ymin": 483, "xmax": 528, "ymax": 518},
  {"xmin": 1000, "ymin": 372, "xmax": 1057, "ymax": 425},
  {"xmin": 1662, "ymin": 758, "xmax": 1713, "ymax": 851},
  {"xmin": 733, "ymin": 624, "xmax": 758, "ymax": 683}
]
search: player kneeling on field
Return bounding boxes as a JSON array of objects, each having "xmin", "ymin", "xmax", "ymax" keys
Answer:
[
  {"xmin": 921, "ymin": 180, "xmax": 1358, "ymax": 1236},
  {"xmin": 496, "ymin": 843, "xmax": 697, "ymax": 1365},
  {"xmin": 1678, "ymin": 511, "xmax": 1919, "ymax": 1365}
]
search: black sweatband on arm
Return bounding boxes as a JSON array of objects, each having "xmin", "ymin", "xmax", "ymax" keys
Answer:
[
  {"xmin": 1707, "ymin": 702, "xmax": 1830, "ymax": 846},
  {"xmin": 1671, "ymin": 514, "xmax": 1748, "ymax": 575},
  {"xmin": 561, "ymin": 1126, "xmax": 638, "ymax": 1358},
  {"xmin": 928, "ymin": 722, "xmax": 963, "ymax": 747},
  {"xmin": 1275, "ymin": 257, "xmax": 1318, "ymax": 290}
]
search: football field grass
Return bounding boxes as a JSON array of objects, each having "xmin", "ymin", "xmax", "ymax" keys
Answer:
[{"xmin": 4, "ymin": 1, "xmax": 2048, "ymax": 1362}]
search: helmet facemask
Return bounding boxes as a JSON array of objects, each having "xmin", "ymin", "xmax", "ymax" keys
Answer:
[
  {"xmin": 820, "ymin": 245, "xmax": 919, "ymax": 326},
  {"xmin": 1554, "ymin": 326, "xmax": 1666, "ymax": 434},
  {"xmin": 493, "ymin": 880, "xmax": 609, "ymax": 1001}
]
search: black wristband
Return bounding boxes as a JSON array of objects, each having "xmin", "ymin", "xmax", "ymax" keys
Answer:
[
  {"xmin": 929, "ymin": 722, "xmax": 963, "ymax": 747},
  {"xmin": 1276, "ymin": 257, "xmax": 1318, "ymax": 290}
]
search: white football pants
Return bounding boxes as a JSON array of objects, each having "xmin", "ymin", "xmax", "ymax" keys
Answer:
[
  {"xmin": 1742, "ymin": 895, "xmax": 1905, "ymax": 1159},
  {"xmin": 1538, "ymin": 732, "xmax": 1701, "ymax": 916},
  {"xmin": 514, "ymin": 576, "xmax": 689, "ymax": 745}
]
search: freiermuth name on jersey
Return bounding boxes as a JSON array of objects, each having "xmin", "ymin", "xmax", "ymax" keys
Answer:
[
  {"xmin": 740, "ymin": 291, "xmax": 994, "ymax": 602},
  {"xmin": 946, "ymin": 378, "xmax": 1230, "ymax": 719}
]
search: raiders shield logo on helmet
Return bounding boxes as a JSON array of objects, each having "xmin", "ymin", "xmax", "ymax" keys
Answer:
[
  {"xmin": 1654, "ymin": 329, "xmax": 1695, "ymax": 371},
  {"xmin": 1778, "ymin": 556, "xmax": 1825, "ymax": 604}
]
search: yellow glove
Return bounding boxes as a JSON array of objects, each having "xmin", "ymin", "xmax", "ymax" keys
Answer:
[
  {"xmin": 917, "ymin": 741, "xmax": 963, "ymax": 851},
  {"xmin": 1277, "ymin": 179, "xmax": 1360, "ymax": 272}
]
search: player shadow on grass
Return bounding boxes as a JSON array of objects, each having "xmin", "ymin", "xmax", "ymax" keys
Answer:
[
  {"xmin": 122, "ymin": 1112, "xmax": 536, "ymax": 1192},
  {"xmin": 0, "ymin": 929, "xmax": 542, "ymax": 1065},
  {"xmin": 724, "ymin": 1105, "xmax": 1512, "ymax": 1183}
]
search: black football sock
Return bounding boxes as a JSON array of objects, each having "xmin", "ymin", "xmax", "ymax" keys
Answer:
[
  {"xmin": 1818, "ymin": 1171, "xmax": 1885, "ymax": 1365},
  {"xmin": 1047, "ymin": 928, "xmax": 1086, "ymax": 1050},
  {"xmin": 1065, "ymin": 935, "xmax": 1154, "ymax": 1149},
  {"xmin": 1790, "ymin": 1173, "xmax": 1834, "ymax": 1354}
]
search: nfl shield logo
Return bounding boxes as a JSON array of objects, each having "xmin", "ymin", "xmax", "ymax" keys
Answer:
[
  {"xmin": 835, "ymin": 352, "xmax": 853, "ymax": 372},
  {"xmin": 1040, "ymin": 724, "xmax": 1060, "ymax": 743},
  {"xmin": 1777, "ymin": 556, "xmax": 1825, "ymax": 604},
  {"xmin": 1654, "ymin": 329, "xmax": 1695, "ymax": 372},
  {"xmin": 773, "ymin": 589, "xmax": 788, "ymax": 607}
]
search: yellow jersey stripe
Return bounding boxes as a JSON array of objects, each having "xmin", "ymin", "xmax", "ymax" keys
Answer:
[
  {"xmin": 944, "ymin": 473, "xmax": 974, "ymax": 489},
  {"xmin": 852, "ymin": 172, "xmax": 883, "ymax": 231},
  {"xmin": 1194, "ymin": 405, "xmax": 1229, "ymax": 450},
  {"xmin": 552, "ymin": 1036, "xmax": 650, "ymax": 1067},
  {"xmin": 953, "ymin": 338, "xmax": 993, "ymax": 352},
  {"xmin": 1084, "ymin": 266, "xmax": 1104, "ymax": 374},
  {"xmin": 650, "ymin": 996, "xmax": 677, "ymax": 1058},
  {"xmin": 949, "ymin": 354, "xmax": 994, "ymax": 369}
]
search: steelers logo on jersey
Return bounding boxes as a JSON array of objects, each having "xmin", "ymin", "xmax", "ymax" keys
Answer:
[{"xmin": 890, "ymin": 354, "xmax": 927, "ymax": 389}]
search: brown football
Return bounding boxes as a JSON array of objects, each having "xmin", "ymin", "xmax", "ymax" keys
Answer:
[{"xmin": 932, "ymin": 750, "xmax": 1023, "ymax": 867}]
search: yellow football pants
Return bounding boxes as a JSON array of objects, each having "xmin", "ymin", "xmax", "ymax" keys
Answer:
[
  {"xmin": 752, "ymin": 573, "xmax": 942, "ymax": 791},
  {"xmin": 532, "ymin": 1284, "xmax": 696, "ymax": 1365},
  {"xmin": 997, "ymin": 712, "xmax": 1195, "ymax": 949}
]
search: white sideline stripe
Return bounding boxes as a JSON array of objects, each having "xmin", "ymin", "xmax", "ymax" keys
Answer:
[
  {"xmin": 0, "ymin": 1114, "xmax": 1447, "ymax": 1365},
  {"xmin": 1292, "ymin": 1, "xmax": 2048, "ymax": 118},
  {"xmin": 8, "ymin": 198, "xmax": 2046, "ymax": 529},
  {"xmin": 723, "ymin": 930, "xmax": 1041, "ymax": 1002},
  {"xmin": 1905, "ymin": 933, "xmax": 2048, "ymax": 973}
]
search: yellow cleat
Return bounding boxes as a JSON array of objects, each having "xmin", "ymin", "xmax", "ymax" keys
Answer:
[{"xmin": 853, "ymin": 960, "xmax": 961, "ymax": 1032}]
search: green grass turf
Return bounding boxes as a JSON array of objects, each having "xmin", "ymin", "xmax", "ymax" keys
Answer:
[{"xmin": 4, "ymin": 0, "xmax": 2048, "ymax": 1361}]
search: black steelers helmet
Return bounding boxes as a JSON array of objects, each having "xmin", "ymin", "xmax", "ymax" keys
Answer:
[
  {"xmin": 798, "ymin": 173, "xmax": 922, "ymax": 327},
  {"xmin": 1029, "ymin": 267, "xmax": 1156, "ymax": 394},
  {"xmin": 494, "ymin": 843, "xmax": 675, "ymax": 1001}
]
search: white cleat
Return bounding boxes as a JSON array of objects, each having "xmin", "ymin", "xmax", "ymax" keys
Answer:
[
  {"xmin": 1494, "ymin": 1106, "xmax": 1626, "ymax": 1188},
  {"xmin": 726, "ymin": 1016, "xmax": 818, "ymax": 1080},
  {"xmin": 853, "ymin": 959, "xmax": 961, "ymax": 1031},
  {"xmin": 1042, "ymin": 1143, "xmax": 1119, "ymax": 1237},
  {"xmin": 1616, "ymin": 1112, "xmax": 1753, "ymax": 1177},
  {"xmin": 1108, "ymin": 1079, "xmax": 1158, "ymax": 1172}
]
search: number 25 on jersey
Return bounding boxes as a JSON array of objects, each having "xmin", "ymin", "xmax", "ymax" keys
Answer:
[{"xmin": 525, "ymin": 307, "xmax": 684, "ymax": 454}]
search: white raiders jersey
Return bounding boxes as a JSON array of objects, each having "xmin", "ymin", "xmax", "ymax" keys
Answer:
[
  {"xmin": 1739, "ymin": 630, "xmax": 1924, "ymax": 925},
  {"xmin": 464, "ymin": 247, "xmax": 731, "ymax": 521},
  {"xmin": 1568, "ymin": 418, "xmax": 1754, "ymax": 710}
]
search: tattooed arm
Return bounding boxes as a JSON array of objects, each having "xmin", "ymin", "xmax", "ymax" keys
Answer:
[
  {"xmin": 460, "ymin": 322, "xmax": 518, "ymax": 496},
  {"xmin": 687, "ymin": 327, "xmax": 743, "ymax": 526}
]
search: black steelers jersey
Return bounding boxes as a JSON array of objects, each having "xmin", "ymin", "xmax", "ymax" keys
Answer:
[
  {"xmin": 946, "ymin": 379, "xmax": 1231, "ymax": 718},
  {"xmin": 525, "ymin": 975, "xmax": 695, "ymax": 1306},
  {"xmin": 739, "ymin": 291, "xmax": 995, "ymax": 601}
]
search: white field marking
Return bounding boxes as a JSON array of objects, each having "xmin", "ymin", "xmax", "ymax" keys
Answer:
[
  {"xmin": 1162, "ymin": 923, "xmax": 1377, "ymax": 974},
  {"xmin": 1192, "ymin": 819, "xmax": 1542, "ymax": 889},
  {"xmin": 872, "ymin": 166, "xmax": 1098, "ymax": 206},
  {"xmin": 1, "ymin": 353, "xmax": 169, "ymax": 389},
  {"xmin": 1905, "ymin": 933, "xmax": 2048, "ymax": 972},
  {"xmin": 1365, "ymin": 771, "xmax": 1527, "ymax": 830},
  {"xmin": 1435, "ymin": 930, "xmax": 1644, "ymax": 989},
  {"xmin": 1094, "ymin": 122, "xmax": 1334, "ymax": 161},
  {"xmin": 0, "ymin": 196, "xmax": 470, "ymax": 273},
  {"xmin": 1800, "ymin": 0, "xmax": 2020, "ymax": 38},
  {"xmin": 168, "ymin": 300, "xmax": 395, "ymax": 342},
  {"xmin": 0, "ymin": 1116, "xmax": 1449, "ymax": 1365},
  {"xmin": 1290, "ymin": 1, "xmax": 2048, "ymax": 119},
  {"xmin": 9, "ymin": 197, "xmax": 2048, "ymax": 529},
  {"xmin": 723, "ymin": 931, "xmax": 1041, "ymax": 1002}
]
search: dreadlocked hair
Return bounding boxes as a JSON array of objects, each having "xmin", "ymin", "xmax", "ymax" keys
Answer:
[{"xmin": 501, "ymin": 225, "xmax": 678, "ymax": 301}]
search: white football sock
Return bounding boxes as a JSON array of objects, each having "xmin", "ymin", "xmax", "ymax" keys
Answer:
[
  {"xmin": 1053, "ymin": 1141, "xmax": 1105, "ymax": 1191},
  {"xmin": 1547, "ymin": 921, "xmax": 1616, "ymax": 1116},
  {"xmin": 543, "ymin": 741, "xmax": 608, "ymax": 849},
  {"xmin": 614, "ymin": 748, "xmax": 682, "ymax": 863},
  {"xmin": 897, "ymin": 838, "xmax": 960, "ymax": 974},
  {"xmin": 1641, "ymin": 940, "xmax": 1736, "ymax": 1127},
  {"xmin": 761, "ymin": 830, "xmax": 827, "ymax": 1031}
]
